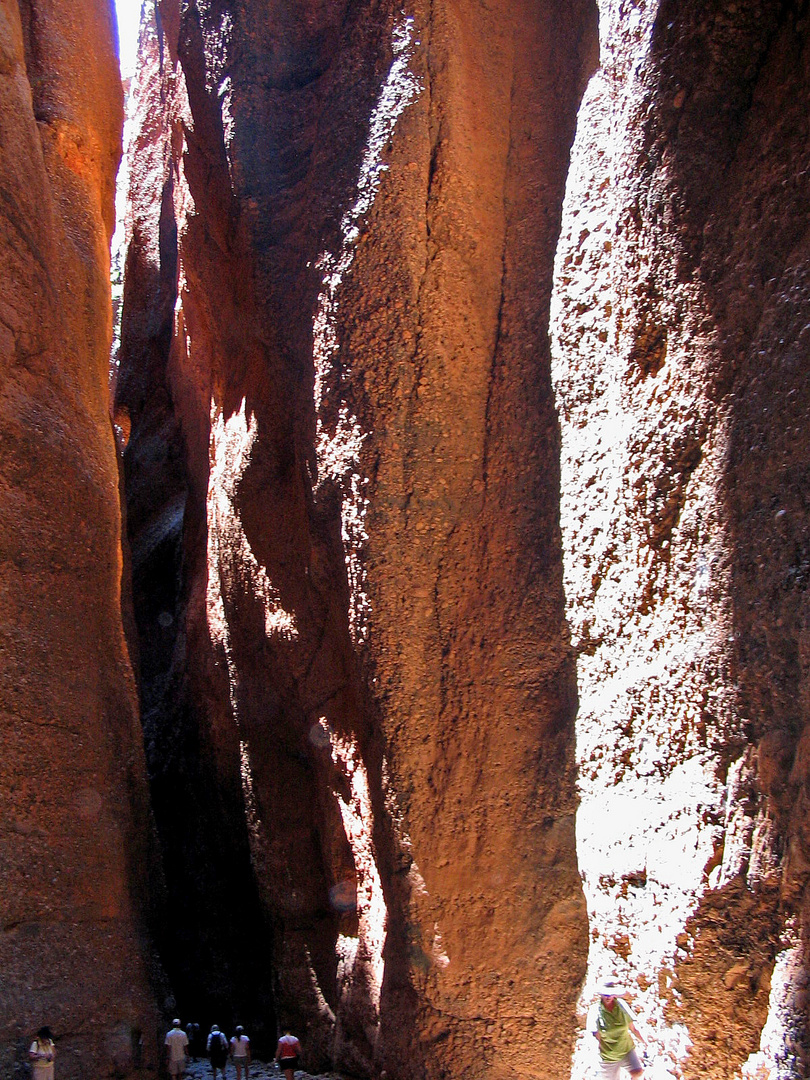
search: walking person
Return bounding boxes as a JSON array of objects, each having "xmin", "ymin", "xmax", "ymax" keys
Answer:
[
  {"xmin": 29, "ymin": 1026, "xmax": 56, "ymax": 1080},
  {"xmin": 165, "ymin": 1018, "xmax": 189, "ymax": 1078},
  {"xmin": 230, "ymin": 1026, "xmax": 251, "ymax": 1080},
  {"xmin": 275, "ymin": 1027, "xmax": 302, "ymax": 1080},
  {"xmin": 588, "ymin": 978, "xmax": 648, "ymax": 1078},
  {"xmin": 186, "ymin": 1021, "xmax": 201, "ymax": 1061},
  {"xmin": 207, "ymin": 1024, "xmax": 229, "ymax": 1079}
]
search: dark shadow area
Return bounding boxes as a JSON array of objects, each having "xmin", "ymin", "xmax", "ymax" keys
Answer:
[{"xmin": 115, "ymin": 77, "xmax": 278, "ymax": 1054}]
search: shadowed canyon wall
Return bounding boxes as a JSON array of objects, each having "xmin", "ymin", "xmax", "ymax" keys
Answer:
[
  {"xmin": 0, "ymin": 0, "xmax": 163, "ymax": 1076},
  {"xmin": 552, "ymin": 1, "xmax": 810, "ymax": 1077},
  {"xmin": 115, "ymin": 0, "xmax": 597, "ymax": 1077}
]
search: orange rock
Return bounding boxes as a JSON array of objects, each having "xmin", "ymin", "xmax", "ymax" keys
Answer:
[{"xmin": 0, "ymin": 0, "xmax": 162, "ymax": 1074}]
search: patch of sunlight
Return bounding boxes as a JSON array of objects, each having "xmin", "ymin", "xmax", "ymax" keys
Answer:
[
  {"xmin": 304, "ymin": 947, "xmax": 337, "ymax": 1025},
  {"xmin": 110, "ymin": 0, "xmax": 149, "ymax": 393},
  {"xmin": 324, "ymin": 720, "xmax": 387, "ymax": 1010},
  {"xmin": 742, "ymin": 942, "xmax": 805, "ymax": 1080},
  {"xmin": 239, "ymin": 738, "xmax": 264, "ymax": 848},
  {"xmin": 312, "ymin": 13, "xmax": 421, "ymax": 645},
  {"xmin": 379, "ymin": 754, "xmax": 449, "ymax": 970},
  {"xmin": 206, "ymin": 398, "xmax": 298, "ymax": 839},
  {"xmin": 113, "ymin": 0, "xmax": 141, "ymax": 80},
  {"xmin": 207, "ymin": 398, "xmax": 298, "ymax": 646},
  {"xmin": 549, "ymin": 4, "xmax": 743, "ymax": 1076}
]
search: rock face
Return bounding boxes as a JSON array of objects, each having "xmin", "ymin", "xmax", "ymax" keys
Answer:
[
  {"xmin": 116, "ymin": 0, "xmax": 597, "ymax": 1076},
  {"xmin": 0, "ymin": 0, "xmax": 162, "ymax": 1076},
  {"xmin": 552, "ymin": 1, "xmax": 810, "ymax": 1077},
  {"xmin": 6, "ymin": 0, "xmax": 810, "ymax": 1075}
]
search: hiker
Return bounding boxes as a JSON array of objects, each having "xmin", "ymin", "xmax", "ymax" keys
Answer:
[
  {"xmin": 207, "ymin": 1024, "xmax": 229, "ymax": 1078},
  {"xmin": 275, "ymin": 1027, "xmax": 302, "ymax": 1080},
  {"xmin": 29, "ymin": 1026, "xmax": 56, "ymax": 1080},
  {"xmin": 230, "ymin": 1025, "xmax": 251, "ymax": 1080},
  {"xmin": 588, "ymin": 978, "xmax": 648, "ymax": 1078},
  {"xmin": 165, "ymin": 1018, "xmax": 189, "ymax": 1078},
  {"xmin": 186, "ymin": 1021, "xmax": 201, "ymax": 1061}
]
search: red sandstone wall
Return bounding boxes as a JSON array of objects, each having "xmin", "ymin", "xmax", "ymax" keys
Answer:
[
  {"xmin": 0, "ymin": 0, "xmax": 162, "ymax": 1075},
  {"xmin": 7, "ymin": 0, "xmax": 809, "ymax": 1075},
  {"xmin": 552, "ymin": 2, "xmax": 810, "ymax": 1077},
  {"xmin": 117, "ymin": 0, "xmax": 597, "ymax": 1076}
]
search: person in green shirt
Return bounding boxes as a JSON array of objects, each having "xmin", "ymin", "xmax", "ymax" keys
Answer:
[{"xmin": 588, "ymin": 978, "xmax": 648, "ymax": 1078}]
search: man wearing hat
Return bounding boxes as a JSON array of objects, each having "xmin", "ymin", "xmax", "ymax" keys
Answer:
[
  {"xmin": 207, "ymin": 1024, "xmax": 229, "ymax": 1079},
  {"xmin": 165, "ymin": 1018, "xmax": 189, "ymax": 1078},
  {"xmin": 588, "ymin": 978, "xmax": 648, "ymax": 1078}
]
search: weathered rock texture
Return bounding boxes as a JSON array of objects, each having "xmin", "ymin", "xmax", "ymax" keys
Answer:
[
  {"xmin": 552, "ymin": 1, "xmax": 810, "ymax": 1077},
  {"xmin": 0, "ymin": 0, "xmax": 163, "ymax": 1076},
  {"xmin": 116, "ymin": 0, "xmax": 597, "ymax": 1076}
]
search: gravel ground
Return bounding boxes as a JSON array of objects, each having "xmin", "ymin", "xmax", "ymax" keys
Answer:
[{"xmin": 184, "ymin": 1061, "xmax": 339, "ymax": 1080}]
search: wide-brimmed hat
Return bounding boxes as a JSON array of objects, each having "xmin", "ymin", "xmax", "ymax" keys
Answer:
[{"xmin": 597, "ymin": 978, "xmax": 626, "ymax": 997}]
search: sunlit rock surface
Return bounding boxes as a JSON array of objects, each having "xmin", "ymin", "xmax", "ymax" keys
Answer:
[
  {"xmin": 115, "ymin": 0, "xmax": 597, "ymax": 1077},
  {"xmin": 552, "ymin": 2, "xmax": 810, "ymax": 1077},
  {"xmin": 0, "ymin": 0, "xmax": 163, "ymax": 1075}
]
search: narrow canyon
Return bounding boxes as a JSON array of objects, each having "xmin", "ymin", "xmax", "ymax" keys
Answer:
[{"xmin": 1, "ymin": 1, "xmax": 809, "ymax": 1079}]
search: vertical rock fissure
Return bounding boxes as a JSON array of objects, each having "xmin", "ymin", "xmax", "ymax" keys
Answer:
[{"xmin": 480, "ymin": 40, "xmax": 516, "ymax": 505}]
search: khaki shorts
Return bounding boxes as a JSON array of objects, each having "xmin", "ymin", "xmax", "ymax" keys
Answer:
[{"xmin": 599, "ymin": 1048, "xmax": 643, "ymax": 1078}]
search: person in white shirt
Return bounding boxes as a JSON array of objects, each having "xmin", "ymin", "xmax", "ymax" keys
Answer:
[
  {"xmin": 165, "ymin": 1018, "xmax": 189, "ymax": 1077},
  {"xmin": 29, "ymin": 1026, "xmax": 56, "ymax": 1080},
  {"xmin": 230, "ymin": 1025, "xmax": 251, "ymax": 1080}
]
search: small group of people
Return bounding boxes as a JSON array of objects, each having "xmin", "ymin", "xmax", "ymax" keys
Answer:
[
  {"xmin": 165, "ymin": 1019, "xmax": 251, "ymax": 1079},
  {"xmin": 588, "ymin": 977, "xmax": 648, "ymax": 1078},
  {"xmin": 33, "ymin": 985, "xmax": 640, "ymax": 1079},
  {"xmin": 164, "ymin": 1018, "xmax": 301, "ymax": 1080}
]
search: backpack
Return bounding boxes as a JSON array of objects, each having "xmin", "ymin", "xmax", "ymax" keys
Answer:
[{"xmin": 208, "ymin": 1032, "xmax": 227, "ymax": 1064}]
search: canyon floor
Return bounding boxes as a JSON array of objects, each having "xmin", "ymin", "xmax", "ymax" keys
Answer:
[{"xmin": 184, "ymin": 1063, "xmax": 341, "ymax": 1080}]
